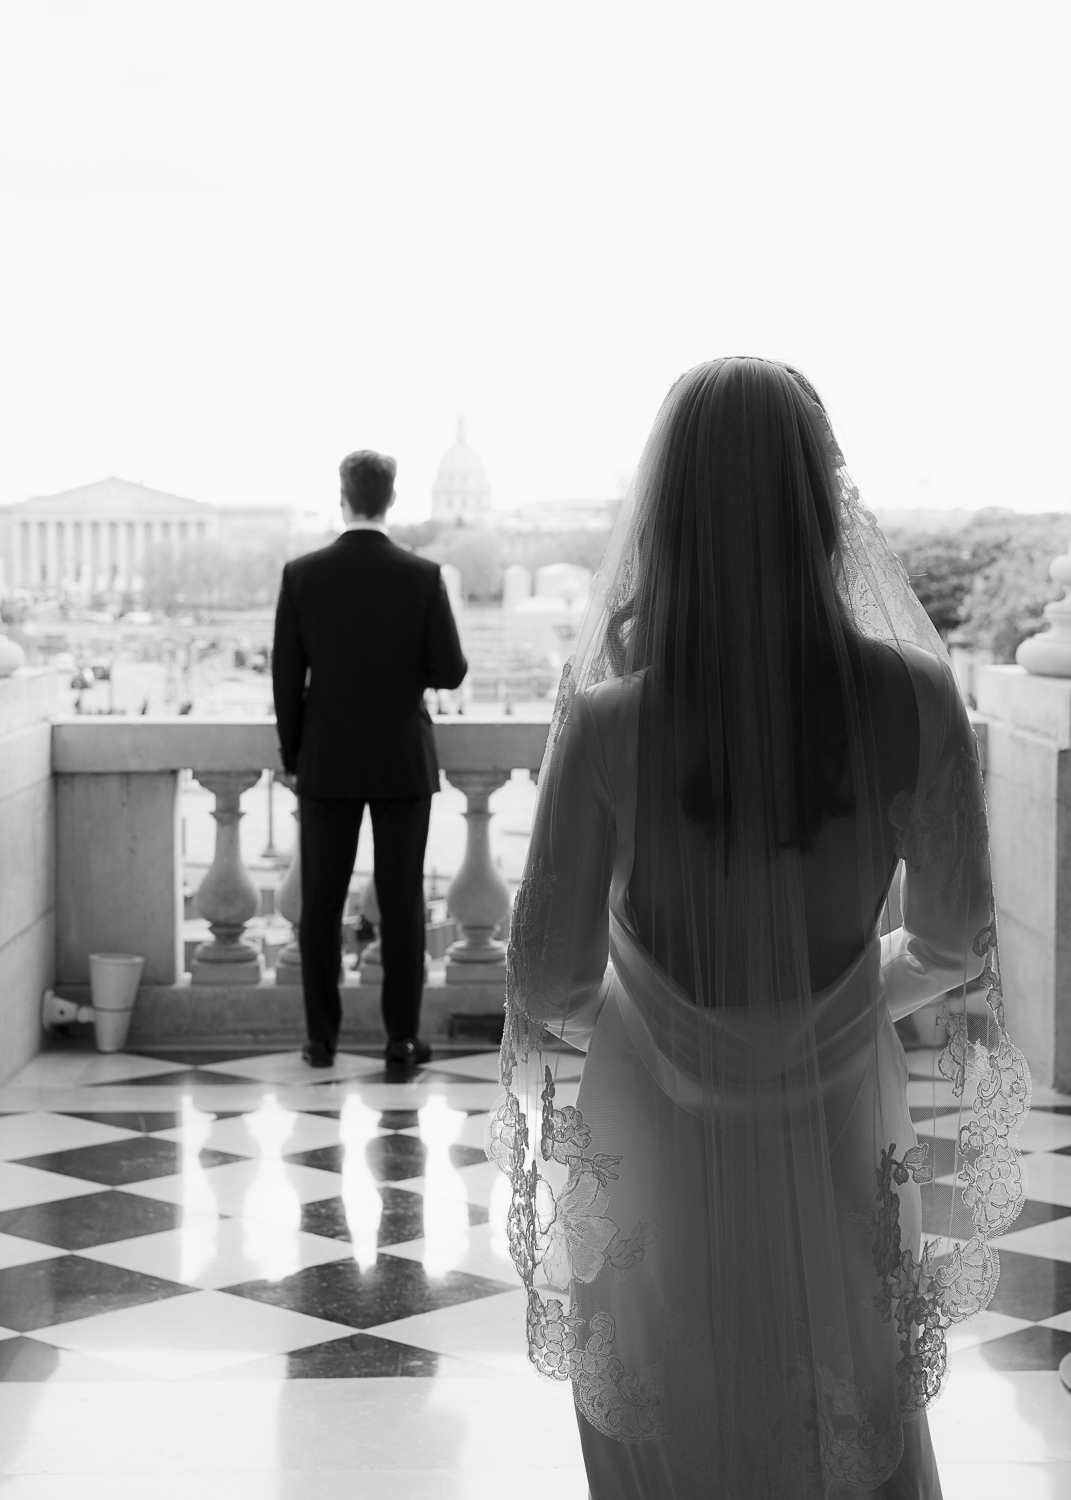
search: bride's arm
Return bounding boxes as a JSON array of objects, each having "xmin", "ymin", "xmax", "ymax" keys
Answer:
[
  {"xmin": 880, "ymin": 660, "xmax": 992, "ymax": 1021},
  {"xmin": 508, "ymin": 688, "xmax": 615, "ymax": 1052}
]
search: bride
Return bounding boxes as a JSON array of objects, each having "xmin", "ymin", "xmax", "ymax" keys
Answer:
[{"xmin": 486, "ymin": 358, "xmax": 1030, "ymax": 1498}]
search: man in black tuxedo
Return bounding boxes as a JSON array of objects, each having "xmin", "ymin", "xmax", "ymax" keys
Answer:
[{"xmin": 272, "ymin": 450, "xmax": 467, "ymax": 1070}]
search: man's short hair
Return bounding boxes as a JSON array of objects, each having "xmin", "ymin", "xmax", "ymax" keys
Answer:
[{"xmin": 340, "ymin": 450, "xmax": 397, "ymax": 517}]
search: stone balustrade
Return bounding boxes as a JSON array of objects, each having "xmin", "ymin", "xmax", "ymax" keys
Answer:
[
  {"xmin": 26, "ymin": 682, "xmax": 1071, "ymax": 1089},
  {"xmin": 49, "ymin": 715, "xmax": 549, "ymax": 1046}
]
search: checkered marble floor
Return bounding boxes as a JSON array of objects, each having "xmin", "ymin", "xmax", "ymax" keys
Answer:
[{"xmin": 0, "ymin": 1041, "xmax": 1068, "ymax": 1498}]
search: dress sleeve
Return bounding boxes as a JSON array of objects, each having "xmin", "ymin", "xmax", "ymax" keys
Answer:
[
  {"xmin": 880, "ymin": 656, "xmax": 992, "ymax": 1022},
  {"xmin": 507, "ymin": 689, "xmax": 616, "ymax": 1052}
]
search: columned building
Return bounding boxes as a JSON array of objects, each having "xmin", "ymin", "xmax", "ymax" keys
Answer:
[
  {"xmin": 431, "ymin": 423, "xmax": 492, "ymax": 524},
  {"xmin": 0, "ymin": 477, "xmax": 293, "ymax": 593}
]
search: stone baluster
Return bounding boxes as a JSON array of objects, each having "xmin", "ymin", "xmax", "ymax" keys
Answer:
[
  {"xmin": 274, "ymin": 799, "xmax": 302, "ymax": 986},
  {"xmin": 190, "ymin": 771, "xmax": 264, "ymax": 984},
  {"xmin": 358, "ymin": 876, "xmax": 434, "ymax": 989},
  {"xmin": 260, "ymin": 769, "xmax": 279, "ymax": 860},
  {"xmin": 273, "ymin": 795, "xmax": 346, "ymax": 989},
  {"xmin": 357, "ymin": 878, "xmax": 383, "ymax": 987},
  {"xmin": 444, "ymin": 770, "xmax": 511, "ymax": 984}
]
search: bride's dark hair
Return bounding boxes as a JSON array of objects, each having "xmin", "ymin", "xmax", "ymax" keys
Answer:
[{"xmin": 606, "ymin": 356, "xmax": 860, "ymax": 851}]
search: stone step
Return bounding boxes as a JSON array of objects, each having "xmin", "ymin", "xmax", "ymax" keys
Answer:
[{"xmin": 54, "ymin": 969, "xmax": 507, "ymax": 1050}]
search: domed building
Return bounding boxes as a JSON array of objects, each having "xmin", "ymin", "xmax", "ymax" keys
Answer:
[{"xmin": 431, "ymin": 421, "xmax": 491, "ymax": 524}]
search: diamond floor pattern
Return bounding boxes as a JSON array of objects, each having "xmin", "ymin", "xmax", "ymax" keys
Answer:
[{"xmin": 0, "ymin": 1041, "xmax": 1067, "ymax": 1497}]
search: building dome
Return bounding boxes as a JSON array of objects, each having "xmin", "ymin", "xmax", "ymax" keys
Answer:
[{"xmin": 432, "ymin": 421, "xmax": 491, "ymax": 524}]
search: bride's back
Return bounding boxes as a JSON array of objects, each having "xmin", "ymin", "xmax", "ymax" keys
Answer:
[
  {"xmin": 591, "ymin": 357, "xmax": 934, "ymax": 1007},
  {"xmin": 627, "ymin": 635, "xmax": 921, "ymax": 1003}
]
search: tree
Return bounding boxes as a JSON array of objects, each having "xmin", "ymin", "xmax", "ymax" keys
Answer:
[
  {"xmin": 419, "ymin": 527, "xmax": 506, "ymax": 603},
  {"xmin": 392, "ymin": 519, "xmax": 447, "ymax": 551},
  {"xmin": 889, "ymin": 532, "xmax": 1000, "ymax": 638},
  {"xmin": 517, "ymin": 529, "xmax": 614, "ymax": 577},
  {"xmin": 887, "ymin": 510, "xmax": 1069, "ymax": 662},
  {"xmin": 958, "ymin": 513, "xmax": 1067, "ymax": 661},
  {"xmin": 142, "ymin": 542, "xmax": 228, "ymax": 612},
  {"xmin": 141, "ymin": 532, "xmax": 327, "ymax": 613}
]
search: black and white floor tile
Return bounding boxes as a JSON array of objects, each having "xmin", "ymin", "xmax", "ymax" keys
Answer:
[{"xmin": 0, "ymin": 1042, "xmax": 1067, "ymax": 1497}]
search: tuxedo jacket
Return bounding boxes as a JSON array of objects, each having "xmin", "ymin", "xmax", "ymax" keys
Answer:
[{"xmin": 271, "ymin": 530, "xmax": 467, "ymax": 799}]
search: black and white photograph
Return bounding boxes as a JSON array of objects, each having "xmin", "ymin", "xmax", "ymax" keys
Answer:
[{"xmin": 0, "ymin": 3, "xmax": 1068, "ymax": 1496}]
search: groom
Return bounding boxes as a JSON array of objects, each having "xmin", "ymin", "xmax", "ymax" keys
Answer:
[{"xmin": 272, "ymin": 449, "xmax": 467, "ymax": 1070}]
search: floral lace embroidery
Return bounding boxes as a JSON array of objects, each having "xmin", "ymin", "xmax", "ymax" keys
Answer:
[
  {"xmin": 505, "ymin": 859, "xmax": 557, "ymax": 1023},
  {"xmin": 855, "ymin": 1143, "xmax": 950, "ymax": 1411},
  {"xmin": 817, "ymin": 1362, "xmax": 903, "ymax": 1493},
  {"xmin": 550, "ymin": 660, "xmax": 575, "ymax": 745},
  {"xmin": 835, "ymin": 469, "xmax": 918, "ymax": 633},
  {"xmin": 938, "ymin": 905, "xmax": 1028, "ymax": 1239},
  {"xmin": 488, "ymin": 1022, "xmax": 911, "ymax": 1479},
  {"xmin": 484, "ymin": 1007, "xmax": 663, "ymax": 1437},
  {"xmin": 488, "ymin": 1015, "xmax": 962, "ymax": 1480},
  {"xmin": 528, "ymin": 1293, "xmax": 666, "ymax": 1441},
  {"xmin": 537, "ymin": 1067, "xmax": 657, "ymax": 1286},
  {"xmin": 856, "ymin": 897, "xmax": 1030, "ymax": 1410}
]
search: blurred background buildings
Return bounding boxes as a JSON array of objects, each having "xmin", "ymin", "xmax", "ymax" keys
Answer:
[{"xmin": 0, "ymin": 419, "xmax": 1065, "ymax": 721}]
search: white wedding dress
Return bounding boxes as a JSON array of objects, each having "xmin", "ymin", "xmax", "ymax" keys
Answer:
[
  {"xmin": 486, "ymin": 359, "xmax": 1029, "ymax": 1499},
  {"xmin": 490, "ymin": 649, "xmax": 1027, "ymax": 1498}
]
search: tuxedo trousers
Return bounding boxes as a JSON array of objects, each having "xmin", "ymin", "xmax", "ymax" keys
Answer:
[{"xmin": 298, "ymin": 794, "xmax": 432, "ymax": 1047}]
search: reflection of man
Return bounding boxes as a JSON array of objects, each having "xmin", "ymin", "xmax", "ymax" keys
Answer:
[{"xmin": 272, "ymin": 451, "xmax": 467, "ymax": 1071}]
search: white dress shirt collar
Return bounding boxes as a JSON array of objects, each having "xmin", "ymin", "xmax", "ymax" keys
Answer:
[{"xmin": 344, "ymin": 518, "xmax": 391, "ymax": 536}]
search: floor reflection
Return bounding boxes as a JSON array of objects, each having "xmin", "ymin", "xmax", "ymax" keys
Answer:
[
  {"xmin": 176, "ymin": 1095, "xmax": 221, "ymax": 1284},
  {"xmin": 418, "ymin": 1097, "xmax": 471, "ymax": 1278},
  {"xmin": 240, "ymin": 1096, "xmax": 302, "ymax": 1282},
  {"xmin": 0, "ymin": 1044, "xmax": 1065, "ymax": 1496},
  {"xmin": 338, "ymin": 1095, "xmax": 383, "ymax": 1271}
]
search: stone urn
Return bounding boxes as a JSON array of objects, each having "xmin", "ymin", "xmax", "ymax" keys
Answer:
[
  {"xmin": 0, "ymin": 633, "xmax": 25, "ymax": 679},
  {"xmin": 1017, "ymin": 546, "xmax": 1071, "ymax": 677}
]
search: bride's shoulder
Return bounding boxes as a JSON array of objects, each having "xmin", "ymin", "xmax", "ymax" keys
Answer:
[
  {"xmin": 867, "ymin": 638, "xmax": 956, "ymax": 700},
  {"xmin": 581, "ymin": 671, "xmax": 645, "ymax": 718},
  {"xmin": 857, "ymin": 638, "xmax": 963, "ymax": 743},
  {"xmin": 572, "ymin": 673, "xmax": 644, "ymax": 761}
]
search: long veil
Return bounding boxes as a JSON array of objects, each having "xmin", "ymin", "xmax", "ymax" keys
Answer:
[{"xmin": 486, "ymin": 358, "xmax": 1030, "ymax": 1495}]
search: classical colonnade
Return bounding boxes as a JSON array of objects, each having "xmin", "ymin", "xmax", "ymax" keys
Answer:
[{"xmin": 7, "ymin": 515, "xmax": 211, "ymax": 590}]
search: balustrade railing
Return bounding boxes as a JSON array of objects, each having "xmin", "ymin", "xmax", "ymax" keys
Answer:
[{"xmin": 50, "ymin": 716, "xmax": 549, "ymax": 997}]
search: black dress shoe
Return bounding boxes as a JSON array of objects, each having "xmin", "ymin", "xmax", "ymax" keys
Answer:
[
  {"xmin": 384, "ymin": 1038, "xmax": 432, "ymax": 1070},
  {"xmin": 302, "ymin": 1041, "xmax": 336, "ymax": 1069}
]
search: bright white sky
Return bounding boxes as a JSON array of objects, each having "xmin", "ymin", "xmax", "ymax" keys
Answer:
[{"xmin": 1, "ymin": 1, "xmax": 1068, "ymax": 525}]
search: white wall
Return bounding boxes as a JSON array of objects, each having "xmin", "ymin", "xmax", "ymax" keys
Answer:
[
  {"xmin": 976, "ymin": 664, "xmax": 1071, "ymax": 1092},
  {"xmin": 0, "ymin": 669, "xmax": 59, "ymax": 1083}
]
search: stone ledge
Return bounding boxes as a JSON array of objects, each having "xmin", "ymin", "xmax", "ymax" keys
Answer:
[
  {"xmin": 977, "ymin": 664, "xmax": 1071, "ymax": 748},
  {"xmin": 0, "ymin": 669, "xmax": 60, "ymax": 737},
  {"xmin": 54, "ymin": 969, "xmax": 507, "ymax": 1048},
  {"xmin": 50, "ymin": 716, "xmax": 550, "ymax": 774}
]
